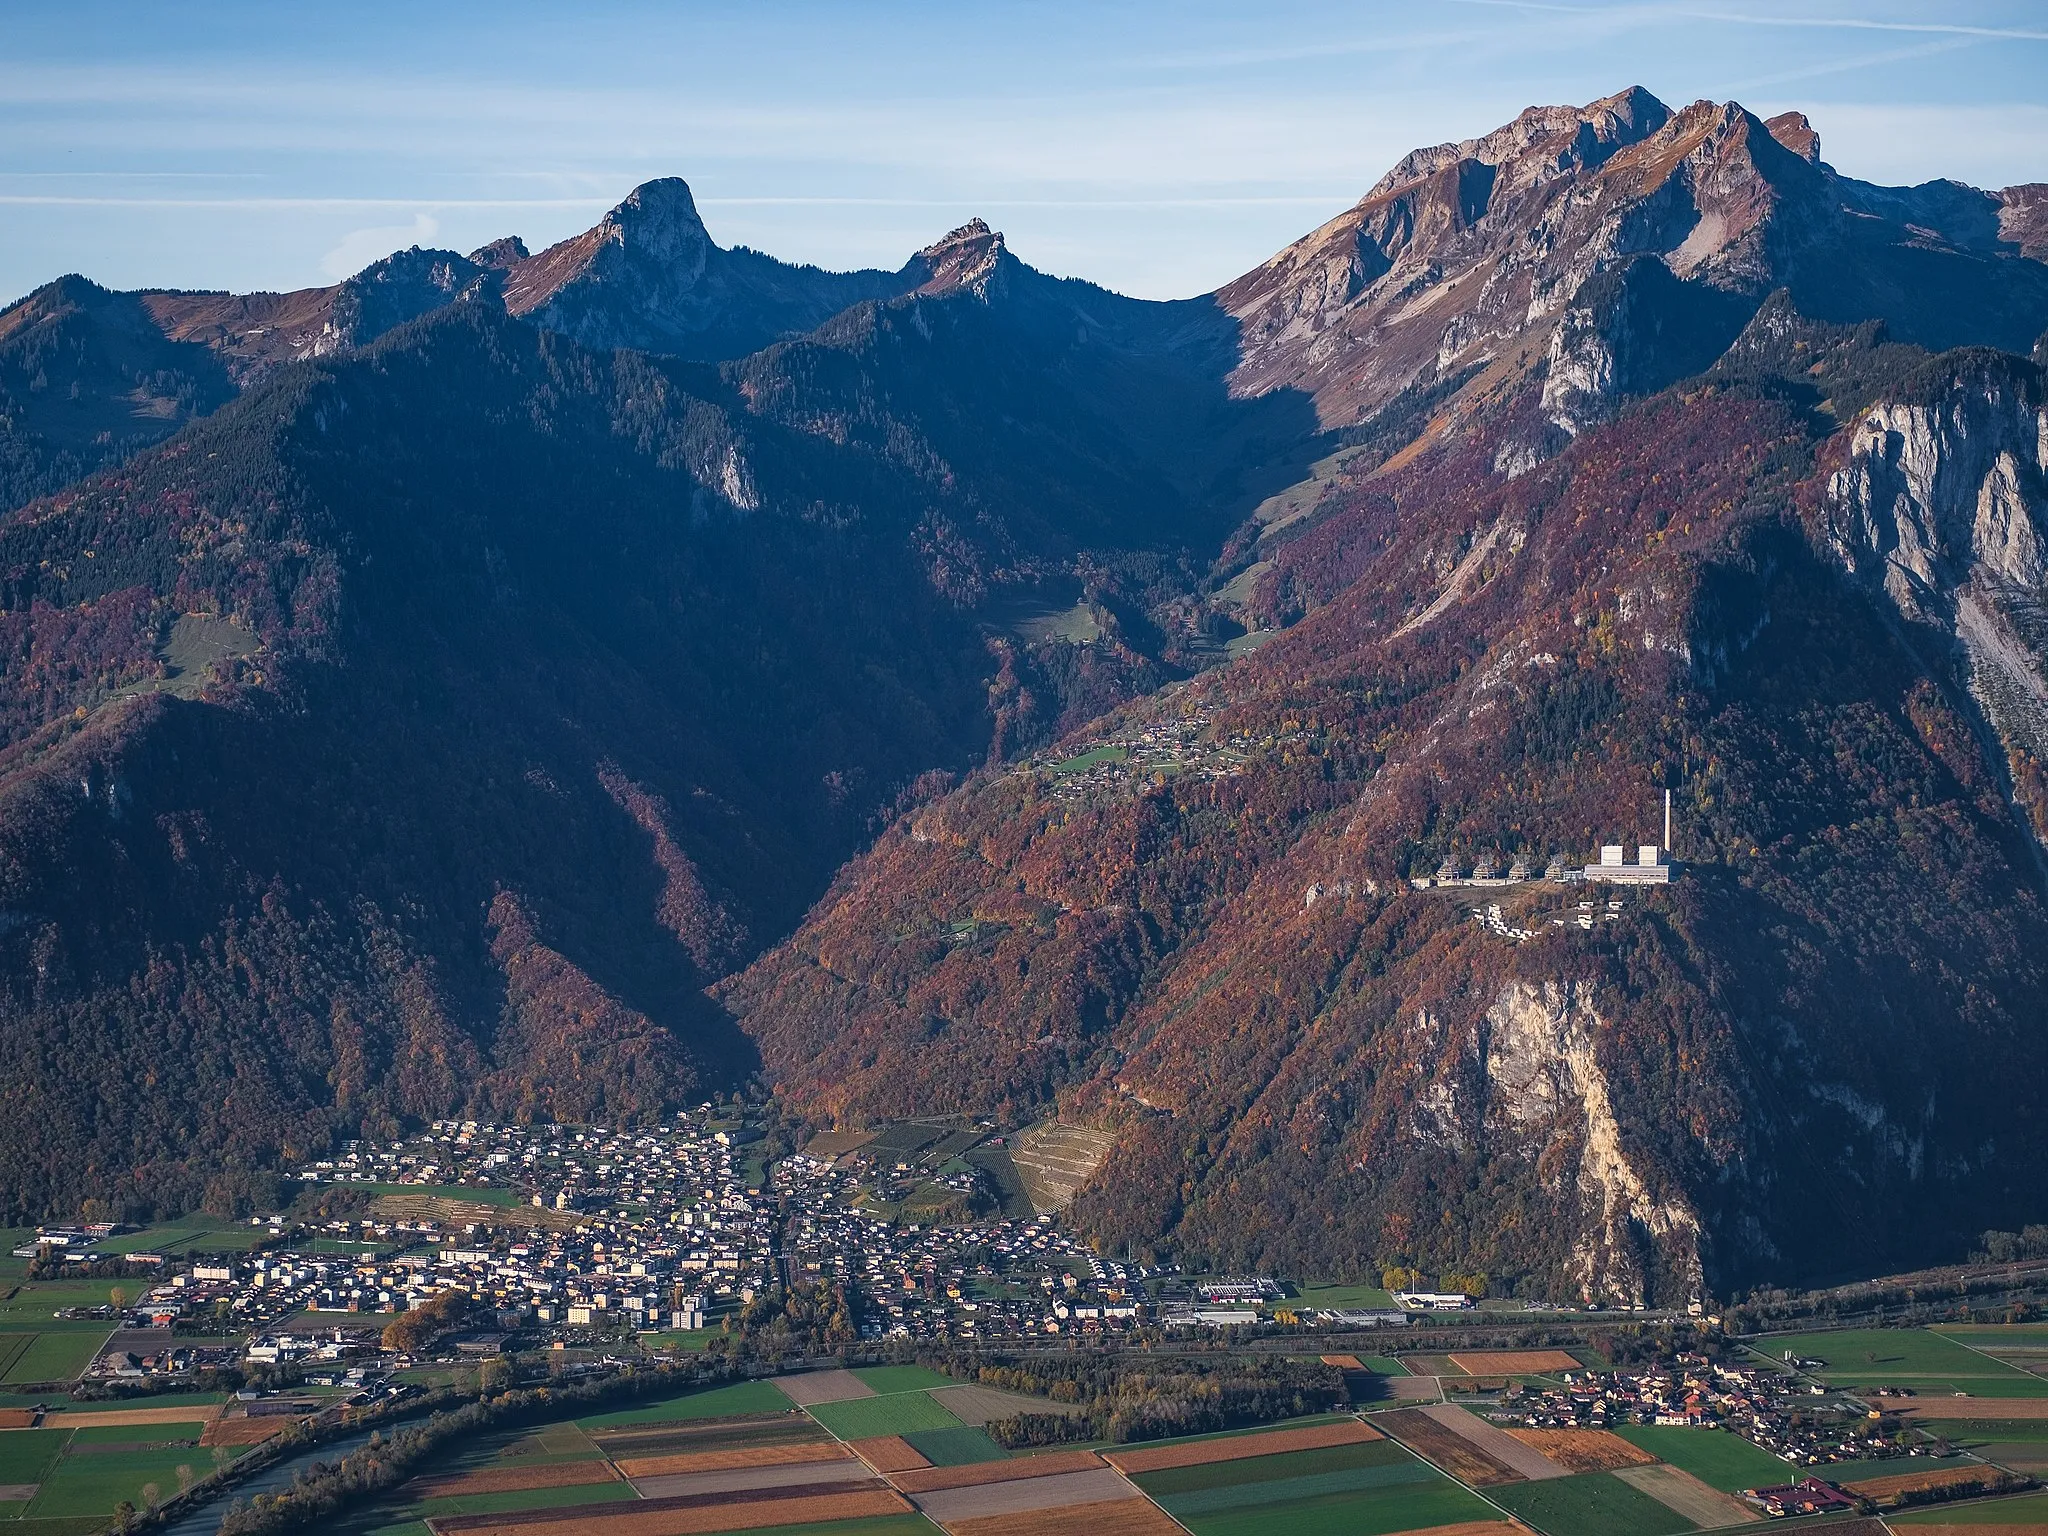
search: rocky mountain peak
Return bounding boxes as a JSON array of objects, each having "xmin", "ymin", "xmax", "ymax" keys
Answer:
[
  {"xmin": 469, "ymin": 235, "xmax": 530, "ymax": 270},
  {"xmin": 1766, "ymin": 110, "xmax": 1822, "ymax": 164},
  {"xmin": 910, "ymin": 218, "xmax": 1009, "ymax": 296}
]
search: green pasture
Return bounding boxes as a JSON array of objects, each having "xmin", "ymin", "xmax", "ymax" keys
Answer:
[
  {"xmin": 417, "ymin": 1481, "xmax": 637, "ymax": 1518},
  {"xmin": 900, "ymin": 1425, "xmax": 1006, "ymax": 1465},
  {"xmin": 0, "ymin": 1331, "xmax": 108, "ymax": 1385},
  {"xmin": 0, "ymin": 1430, "xmax": 68, "ymax": 1485},
  {"xmin": 1754, "ymin": 1328, "xmax": 2047, "ymax": 1395},
  {"xmin": 1146, "ymin": 1441, "xmax": 1493, "ymax": 1536},
  {"xmin": 1133, "ymin": 1437, "xmax": 1418, "ymax": 1496},
  {"xmin": 850, "ymin": 1365, "xmax": 955, "ymax": 1394},
  {"xmin": 1613, "ymin": 1423, "xmax": 1796, "ymax": 1492},
  {"xmin": 99, "ymin": 1220, "xmax": 264, "ymax": 1255},
  {"xmin": 1296, "ymin": 1281, "xmax": 1400, "ymax": 1311},
  {"xmin": 576, "ymin": 1378, "xmax": 794, "ymax": 1428},
  {"xmin": 1051, "ymin": 744, "xmax": 1128, "ymax": 775},
  {"xmin": 1892, "ymin": 1490, "xmax": 2048, "ymax": 1524},
  {"xmin": 26, "ymin": 1446, "xmax": 216, "ymax": 1518},
  {"xmin": 806, "ymin": 1389, "xmax": 964, "ymax": 1440},
  {"xmin": 1489, "ymin": 1470, "xmax": 1694, "ymax": 1536}
]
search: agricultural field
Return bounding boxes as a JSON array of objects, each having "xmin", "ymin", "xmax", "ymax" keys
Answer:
[
  {"xmin": 0, "ymin": 1409, "xmax": 252, "ymax": 1526},
  {"xmin": 1752, "ymin": 1329, "xmax": 2048, "ymax": 1396},
  {"xmin": 98, "ymin": 1219, "xmax": 267, "ymax": 1255},
  {"xmin": 1294, "ymin": 1281, "xmax": 1399, "ymax": 1311},
  {"xmin": 1487, "ymin": 1470, "xmax": 1695, "ymax": 1536},
  {"xmin": 0, "ymin": 1331, "xmax": 106, "ymax": 1386},
  {"xmin": 1612, "ymin": 1424, "xmax": 1796, "ymax": 1493},
  {"xmin": 849, "ymin": 1367, "xmax": 955, "ymax": 1396},
  {"xmin": 806, "ymin": 1390, "xmax": 966, "ymax": 1441},
  {"xmin": 1888, "ymin": 1489, "xmax": 2048, "ymax": 1527},
  {"xmin": 897, "ymin": 1426, "xmax": 1005, "ymax": 1466},
  {"xmin": 1939, "ymin": 1417, "xmax": 2048, "ymax": 1474},
  {"xmin": 577, "ymin": 1380, "xmax": 799, "ymax": 1428},
  {"xmin": 1128, "ymin": 1435, "xmax": 1498, "ymax": 1536}
]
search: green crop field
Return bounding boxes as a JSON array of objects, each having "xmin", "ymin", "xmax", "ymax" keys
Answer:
[
  {"xmin": 1490, "ymin": 1470, "xmax": 1694, "ymax": 1536},
  {"xmin": 99, "ymin": 1219, "xmax": 265, "ymax": 1255},
  {"xmin": 901, "ymin": 1425, "xmax": 1007, "ymax": 1466},
  {"xmin": 417, "ymin": 1482, "xmax": 639, "ymax": 1517},
  {"xmin": 0, "ymin": 1281, "xmax": 117, "ymax": 1322},
  {"xmin": 1753, "ymin": 1328, "xmax": 2048, "ymax": 1395},
  {"xmin": 806, "ymin": 1390, "xmax": 964, "ymax": 1440},
  {"xmin": 1133, "ymin": 1437, "xmax": 1419, "ymax": 1496},
  {"xmin": 0, "ymin": 1330, "xmax": 108, "ymax": 1384},
  {"xmin": 1892, "ymin": 1489, "xmax": 2048, "ymax": 1524},
  {"xmin": 1613, "ymin": 1424, "xmax": 1796, "ymax": 1492},
  {"xmin": 26, "ymin": 1446, "xmax": 214, "ymax": 1517},
  {"xmin": 576, "ymin": 1378, "xmax": 795, "ymax": 1427},
  {"xmin": 0, "ymin": 1429, "xmax": 68, "ymax": 1485},
  {"xmin": 1296, "ymin": 1281, "xmax": 1400, "ymax": 1311},
  {"xmin": 851, "ymin": 1365, "xmax": 956, "ymax": 1394},
  {"xmin": 1141, "ymin": 1442, "xmax": 1494, "ymax": 1536}
]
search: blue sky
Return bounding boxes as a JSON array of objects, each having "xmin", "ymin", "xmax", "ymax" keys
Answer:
[{"xmin": 5, "ymin": 0, "xmax": 2047, "ymax": 305}]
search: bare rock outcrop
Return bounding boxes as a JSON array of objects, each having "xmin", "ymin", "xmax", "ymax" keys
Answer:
[{"xmin": 1823, "ymin": 353, "xmax": 2048, "ymax": 831}]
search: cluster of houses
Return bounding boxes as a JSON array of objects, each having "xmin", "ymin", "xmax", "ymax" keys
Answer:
[
  {"xmin": 777, "ymin": 1149, "xmax": 1148, "ymax": 1339},
  {"xmin": 1503, "ymin": 1353, "xmax": 1923, "ymax": 1470}
]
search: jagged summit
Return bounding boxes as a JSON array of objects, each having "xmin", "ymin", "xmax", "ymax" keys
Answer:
[
  {"xmin": 1216, "ymin": 87, "xmax": 2048, "ymax": 430},
  {"xmin": 909, "ymin": 218, "xmax": 1010, "ymax": 296},
  {"xmin": 493, "ymin": 176, "xmax": 913, "ymax": 358},
  {"xmin": 469, "ymin": 235, "xmax": 530, "ymax": 270}
]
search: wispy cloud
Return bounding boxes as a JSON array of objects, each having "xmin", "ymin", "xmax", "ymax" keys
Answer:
[
  {"xmin": 1726, "ymin": 35, "xmax": 1976, "ymax": 92},
  {"xmin": 1448, "ymin": 0, "xmax": 2048, "ymax": 43},
  {"xmin": 320, "ymin": 212, "xmax": 440, "ymax": 279}
]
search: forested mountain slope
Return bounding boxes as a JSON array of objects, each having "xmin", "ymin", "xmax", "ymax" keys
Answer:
[{"xmin": 0, "ymin": 241, "xmax": 1299, "ymax": 1218}]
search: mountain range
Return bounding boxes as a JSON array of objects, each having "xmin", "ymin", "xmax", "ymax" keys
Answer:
[{"xmin": 3, "ymin": 88, "xmax": 2047, "ymax": 1302}]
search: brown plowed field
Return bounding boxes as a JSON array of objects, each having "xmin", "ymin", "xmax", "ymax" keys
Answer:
[
  {"xmin": 0, "ymin": 1410, "xmax": 36, "ymax": 1428},
  {"xmin": 1402, "ymin": 1355, "xmax": 1467, "ymax": 1376},
  {"xmin": 1321, "ymin": 1354, "xmax": 1364, "ymax": 1369},
  {"xmin": 942, "ymin": 1495, "xmax": 1185, "ymax": 1536},
  {"xmin": 1448, "ymin": 1351, "xmax": 1580, "ymax": 1375},
  {"xmin": 1506, "ymin": 1428, "xmax": 1656, "ymax": 1472},
  {"xmin": 414, "ymin": 1461, "xmax": 621, "ymax": 1498},
  {"xmin": 1396, "ymin": 1525, "xmax": 1529, "ymax": 1536},
  {"xmin": 1902, "ymin": 1399, "xmax": 2048, "ymax": 1418},
  {"xmin": 1103, "ymin": 1417, "xmax": 1380, "ymax": 1472},
  {"xmin": 852, "ymin": 1435, "xmax": 931, "ymax": 1472},
  {"xmin": 614, "ymin": 1441, "xmax": 851, "ymax": 1478},
  {"xmin": 1842, "ymin": 1463, "xmax": 2009, "ymax": 1499},
  {"xmin": 915, "ymin": 1468, "xmax": 1135, "ymax": 1523},
  {"xmin": 770, "ymin": 1368, "xmax": 873, "ymax": 1406},
  {"xmin": 201, "ymin": 1417, "xmax": 293, "ymax": 1448},
  {"xmin": 425, "ymin": 1482, "xmax": 909, "ymax": 1536},
  {"xmin": 1373, "ymin": 1408, "xmax": 1526, "ymax": 1487},
  {"xmin": 55, "ymin": 1404, "xmax": 227, "ymax": 1428},
  {"xmin": 892, "ymin": 1450, "xmax": 1103, "ymax": 1493},
  {"xmin": 1612, "ymin": 1462, "xmax": 1761, "ymax": 1525}
]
